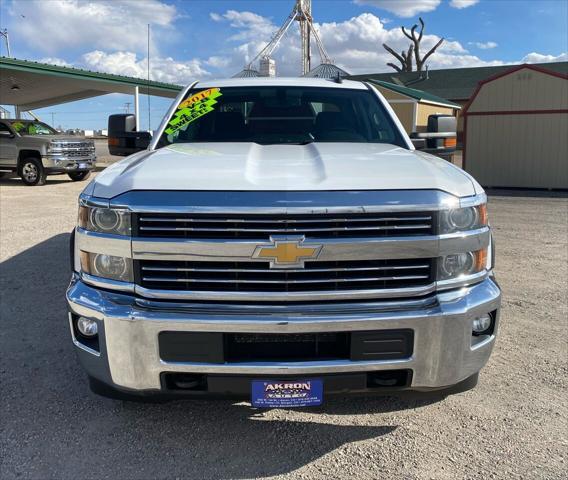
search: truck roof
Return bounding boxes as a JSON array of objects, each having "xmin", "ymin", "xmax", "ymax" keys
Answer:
[{"xmin": 194, "ymin": 77, "xmax": 368, "ymax": 90}]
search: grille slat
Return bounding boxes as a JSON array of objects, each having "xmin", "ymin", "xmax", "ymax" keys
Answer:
[
  {"xmin": 141, "ymin": 264, "xmax": 430, "ymax": 273},
  {"xmin": 135, "ymin": 212, "xmax": 435, "ymax": 240},
  {"xmin": 138, "ymin": 259, "xmax": 435, "ymax": 293},
  {"xmin": 142, "ymin": 275, "xmax": 430, "ymax": 284},
  {"xmin": 139, "ymin": 216, "xmax": 432, "ymax": 224},
  {"xmin": 139, "ymin": 224, "xmax": 432, "ymax": 233}
]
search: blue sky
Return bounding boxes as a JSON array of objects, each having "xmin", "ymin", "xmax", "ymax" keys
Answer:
[{"xmin": 1, "ymin": 0, "xmax": 566, "ymax": 130}]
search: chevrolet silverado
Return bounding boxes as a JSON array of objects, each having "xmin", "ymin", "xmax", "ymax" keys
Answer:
[{"xmin": 67, "ymin": 78, "xmax": 501, "ymax": 407}]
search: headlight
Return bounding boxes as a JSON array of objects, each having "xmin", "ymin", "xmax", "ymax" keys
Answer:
[
  {"xmin": 438, "ymin": 249, "xmax": 487, "ymax": 281},
  {"xmin": 78, "ymin": 206, "xmax": 131, "ymax": 236},
  {"xmin": 80, "ymin": 251, "xmax": 133, "ymax": 282},
  {"xmin": 439, "ymin": 204, "xmax": 487, "ymax": 234},
  {"xmin": 46, "ymin": 142, "xmax": 64, "ymax": 154}
]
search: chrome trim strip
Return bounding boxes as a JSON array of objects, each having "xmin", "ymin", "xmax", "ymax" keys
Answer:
[
  {"xmin": 138, "ymin": 224, "xmax": 433, "ymax": 233},
  {"xmin": 460, "ymin": 192, "xmax": 487, "ymax": 208},
  {"xmin": 138, "ymin": 215, "xmax": 434, "ymax": 223},
  {"xmin": 86, "ymin": 271, "xmax": 488, "ymax": 302},
  {"xmin": 110, "ymin": 189, "xmax": 462, "ymax": 213},
  {"xmin": 76, "ymin": 228, "xmax": 131, "ymax": 258},
  {"xmin": 438, "ymin": 227, "xmax": 490, "ymax": 255},
  {"xmin": 134, "ymin": 283, "xmax": 437, "ymax": 301},
  {"xmin": 134, "ymin": 296, "xmax": 438, "ymax": 315},
  {"xmin": 79, "ymin": 194, "xmax": 109, "ymax": 209},
  {"xmin": 131, "ymin": 229, "xmax": 489, "ymax": 262},
  {"xmin": 142, "ymin": 274, "xmax": 430, "ymax": 284},
  {"xmin": 471, "ymin": 334, "xmax": 495, "ymax": 351},
  {"xmin": 436, "ymin": 270, "xmax": 488, "ymax": 291},
  {"xmin": 67, "ymin": 312, "xmax": 100, "ymax": 357},
  {"xmin": 158, "ymin": 358, "xmax": 412, "ymax": 375},
  {"xmin": 81, "ymin": 272, "xmax": 135, "ymax": 293},
  {"xmin": 140, "ymin": 264, "xmax": 431, "ymax": 273}
]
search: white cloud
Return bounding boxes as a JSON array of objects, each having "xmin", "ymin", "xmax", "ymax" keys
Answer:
[
  {"xmin": 211, "ymin": 10, "xmax": 276, "ymax": 41},
  {"xmin": 469, "ymin": 41, "xmax": 498, "ymax": 49},
  {"xmin": 205, "ymin": 56, "xmax": 232, "ymax": 69},
  {"xmin": 204, "ymin": 10, "xmax": 568, "ymax": 78},
  {"xmin": 82, "ymin": 51, "xmax": 209, "ymax": 84},
  {"xmin": 38, "ymin": 57, "xmax": 72, "ymax": 67},
  {"xmin": 15, "ymin": 4, "xmax": 568, "ymax": 88},
  {"xmin": 449, "ymin": 0, "xmax": 480, "ymax": 9},
  {"xmin": 9, "ymin": 0, "xmax": 177, "ymax": 54},
  {"xmin": 212, "ymin": 10, "xmax": 483, "ymax": 76},
  {"xmin": 521, "ymin": 52, "xmax": 568, "ymax": 63},
  {"xmin": 353, "ymin": 0, "xmax": 441, "ymax": 18}
]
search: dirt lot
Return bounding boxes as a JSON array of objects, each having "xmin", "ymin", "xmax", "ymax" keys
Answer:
[{"xmin": 1, "ymin": 174, "xmax": 567, "ymax": 480}]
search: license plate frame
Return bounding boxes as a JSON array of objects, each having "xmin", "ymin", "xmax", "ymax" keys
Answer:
[{"xmin": 251, "ymin": 378, "xmax": 323, "ymax": 408}]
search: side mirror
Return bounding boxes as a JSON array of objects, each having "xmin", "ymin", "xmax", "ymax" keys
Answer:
[
  {"xmin": 108, "ymin": 114, "xmax": 151, "ymax": 156},
  {"xmin": 0, "ymin": 130, "xmax": 15, "ymax": 139},
  {"xmin": 410, "ymin": 138, "xmax": 426, "ymax": 150},
  {"xmin": 410, "ymin": 114, "xmax": 457, "ymax": 160}
]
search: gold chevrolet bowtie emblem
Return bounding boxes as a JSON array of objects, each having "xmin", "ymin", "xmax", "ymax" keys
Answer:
[{"xmin": 252, "ymin": 236, "xmax": 323, "ymax": 269}]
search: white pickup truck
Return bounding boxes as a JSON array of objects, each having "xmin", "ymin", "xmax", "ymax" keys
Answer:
[{"xmin": 67, "ymin": 78, "xmax": 500, "ymax": 406}]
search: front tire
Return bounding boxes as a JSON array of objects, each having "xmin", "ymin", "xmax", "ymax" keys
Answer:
[
  {"xmin": 68, "ymin": 171, "xmax": 91, "ymax": 182},
  {"xmin": 20, "ymin": 158, "xmax": 46, "ymax": 186}
]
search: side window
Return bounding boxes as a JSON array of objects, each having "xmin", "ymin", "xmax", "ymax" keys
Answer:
[
  {"xmin": 356, "ymin": 98, "xmax": 397, "ymax": 143},
  {"xmin": 0, "ymin": 123, "xmax": 13, "ymax": 134}
]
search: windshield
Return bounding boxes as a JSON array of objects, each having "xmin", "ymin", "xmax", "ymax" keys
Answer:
[
  {"xmin": 158, "ymin": 86, "xmax": 406, "ymax": 147},
  {"xmin": 9, "ymin": 120, "xmax": 57, "ymax": 136}
]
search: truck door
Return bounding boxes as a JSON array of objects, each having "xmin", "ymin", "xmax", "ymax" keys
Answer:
[{"xmin": 0, "ymin": 122, "xmax": 18, "ymax": 168}]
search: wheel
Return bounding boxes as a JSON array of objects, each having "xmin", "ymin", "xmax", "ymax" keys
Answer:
[
  {"xmin": 19, "ymin": 157, "xmax": 46, "ymax": 186},
  {"xmin": 68, "ymin": 171, "xmax": 91, "ymax": 182}
]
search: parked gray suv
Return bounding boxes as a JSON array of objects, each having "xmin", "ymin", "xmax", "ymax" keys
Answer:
[{"xmin": 0, "ymin": 119, "xmax": 96, "ymax": 186}]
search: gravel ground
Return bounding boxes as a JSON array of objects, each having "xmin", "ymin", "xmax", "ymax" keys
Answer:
[{"xmin": 1, "ymin": 174, "xmax": 567, "ymax": 480}]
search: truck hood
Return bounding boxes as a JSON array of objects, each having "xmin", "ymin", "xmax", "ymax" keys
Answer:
[
  {"xmin": 23, "ymin": 135, "xmax": 89, "ymax": 142},
  {"xmin": 92, "ymin": 142, "xmax": 478, "ymax": 198}
]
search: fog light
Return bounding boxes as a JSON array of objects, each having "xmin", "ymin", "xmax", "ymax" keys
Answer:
[
  {"xmin": 77, "ymin": 317, "xmax": 98, "ymax": 337},
  {"xmin": 472, "ymin": 314, "xmax": 492, "ymax": 335}
]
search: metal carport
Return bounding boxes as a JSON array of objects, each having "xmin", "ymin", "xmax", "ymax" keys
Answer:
[{"xmin": 0, "ymin": 57, "xmax": 183, "ymax": 130}]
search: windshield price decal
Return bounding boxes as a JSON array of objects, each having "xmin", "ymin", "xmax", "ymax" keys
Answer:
[{"xmin": 165, "ymin": 88, "xmax": 222, "ymax": 141}]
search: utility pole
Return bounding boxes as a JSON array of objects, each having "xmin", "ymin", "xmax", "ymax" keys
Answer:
[
  {"xmin": 298, "ymin": 0, "xmax": 312, "ymax": 76},
  {"xmin": 124, "ymin": 102, "xmax": 131, "ymax": 114},
  {"xmin": 50, "ymin": 112, "xmax": 55, "ymax": 126},
  {"xmin": 0, "ymin": 29, "xmax": 11, "ymax": 57}
]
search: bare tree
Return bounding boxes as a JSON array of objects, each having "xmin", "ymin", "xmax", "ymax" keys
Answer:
[
  {"xmin": 383, "ymin": 43, "xmax": 414, "ymax": 72},
  {"xmin": 383, "ymin": 17, "xmax": 444, "ymax": 72}
]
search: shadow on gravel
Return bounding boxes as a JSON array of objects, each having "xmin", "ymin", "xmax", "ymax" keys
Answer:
[
  {"xmin": 0, "ymin": 175, "xmax": 73, "ymax": 186},
  {"xmin": 485, "ymin": 188, "xmax": 568, "ymax": 198},
  {"xmin": 1, "ymin": 233, "xmax": 426, "ymax": 479}
]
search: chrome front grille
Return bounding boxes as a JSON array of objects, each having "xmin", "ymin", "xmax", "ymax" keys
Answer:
[
  {"xmin": 51, "ymin": 142, "xmax": 95, "ymax": 158},
  {"xmin": 135, "ymin": 212, "xmax": 435, "ymax": 239},
  {"xmin": 61, "ymin": 142, "xmax": 93, "ymax": 149},
  {"xmin": 64, "ymin": 148, "xmax": 95, "ymax": 158},
  {"xmin": 137, "ymin": 258, "xmax": 435, "ymax": 293}
]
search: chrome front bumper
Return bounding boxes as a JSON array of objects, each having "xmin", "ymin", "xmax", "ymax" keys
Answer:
[
  {"xmin": 44, "ymin": 155, "xmax": 96, "ymax": 170},
  {"xmin": 66, "ymin": 275, "xmax": 501, "ymax": 392}
]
